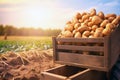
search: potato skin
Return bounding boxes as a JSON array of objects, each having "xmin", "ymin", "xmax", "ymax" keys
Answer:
[
  {"xmin": 90, "ymin": 8, "xmax": 96, "ymax": 16},
  {"xmin": 100, "ymin": 20, "xmax": 109, "ymax": 28},
  {"xmin": 77, "ymin": 24, "xmax": 88, "ymax": 33},
  {"xmin": 105, "ymin": 14, "xmax": 116, "ymax": 19},
  {"xmin": 74, "ymin": 32, "xmax": 81, "ymax": 38},
  {"xmin": 98, "ymin": 11, "xmax": 104, "ymax": 19},
  {"xmin": 92, "ymin": 16, "xmax": 102, "ymax": 25},
  {"xmin": 65, "ymin": 24, "xmax": 74, "ymax": 32},
  {"xmin": 94, "ymin": 28, "xmax": 103, "ymax": 38}
]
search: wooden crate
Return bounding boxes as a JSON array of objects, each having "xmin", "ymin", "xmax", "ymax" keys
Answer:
[
  {"xmin": 52, "ymin": 24, "xmax": 120, "ymax": 72},
  {"xmin": 41, "ymin": 65, "xmax": 106, "ymax": 80}
]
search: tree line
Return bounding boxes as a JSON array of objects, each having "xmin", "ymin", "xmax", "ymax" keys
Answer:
[{"xmin": 0, "ymin": 24, "xmax": 61, "ymax": 36}]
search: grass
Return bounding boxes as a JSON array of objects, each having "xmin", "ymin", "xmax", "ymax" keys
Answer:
[{"xmin": 0, "ymin": 36, "xmax": 52, "ymax": 53}]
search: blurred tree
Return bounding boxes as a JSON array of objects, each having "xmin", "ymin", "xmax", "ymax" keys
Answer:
[
  {"xmin": 0, "ymin": 24, "xmax": 61, "ymax": 36},
  {"xmin": 0, "ymin": 24, "xmax": 4, "ymax": 35}
]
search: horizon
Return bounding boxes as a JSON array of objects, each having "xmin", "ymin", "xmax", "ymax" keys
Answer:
[{"xmin": 1, "ymin": 0, "xmax": 120, "ymax": 29}]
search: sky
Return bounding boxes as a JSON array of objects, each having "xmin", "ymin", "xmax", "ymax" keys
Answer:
[{"xmin": 0, "ymin": 0, "xmax": 120, "ymax": 29}]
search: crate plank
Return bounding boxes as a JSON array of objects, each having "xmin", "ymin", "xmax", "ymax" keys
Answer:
[
  {"xmin": 57, "ymin": 52, "xmax": 104, "ymax": 67},
  {"xmin": 56, "ymin": 37, "xmax": 104, "ymax": 43},
  {"xmin": 57, "ymin": 45, "xmax": 104, "ymax": 52}
]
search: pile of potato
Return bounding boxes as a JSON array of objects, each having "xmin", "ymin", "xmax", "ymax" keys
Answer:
[{"xmin": 58, "ymin": 9, "xmax": 120, "ymax": 38}]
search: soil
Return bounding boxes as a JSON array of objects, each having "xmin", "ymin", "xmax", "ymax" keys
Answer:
[{"xmin": 0, "ymin": 49, "xmax": 60, "ymax": 80}]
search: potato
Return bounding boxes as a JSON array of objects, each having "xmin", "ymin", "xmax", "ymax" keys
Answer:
[
  {"xmin": 90, "ymin": 30, "xmax": 94, "ymax": 35},
  {"xmin": 79, "ymin": 19, "xmax": 84, "ymax": 23},
  {"xmin": 83, "ymin": 51, "xmax": 89, "ymax": 55},
  {"xmin": 72, "ymin": 17, "xmax": 79, "ymax": 25},
  {"xmin": 82, "ymin": 31, "xmax": 90, "ymax": 38},
  {"xmin": 90, "ymin": 8, "xmax": 96, "ymax": 16},
  {"xmin": 112, "ymin": 16, "xmax": 120, "ymax": 25},
  {"xmin": 92, "ymin": 25, "xmax": 98, "ymax": 31},
  {"xmin": 88, "ymin": 27, "xmax": 92, "ymax": 31},
  {"xmin": 84, "ymin": 19, "xmax": 89, "ymax": 25},
  {"xmin": 106, "ymin": 23, "xmax": 114, "ymax": 29},
  {"xmin": 98, "ymin": 11, "xmax": 104, "ymax": 19},
  {"xmin": 89, "ymin": 17, "xmax": 92, "ymax": 22},
  {"xmin": 77, "ymin": 24, "xmax": 88, "ymax": 33},
  {"xmin": 75, "ymin": 12, "xmax": 82, "ymax": 19},
  {"xmin": 74, "ymin": 23, "xmax": 80, "ymax": 29},
  {"xmin": 102, "ymin": 25, "xmax": 111, "ymax": 36},
  {"xmin": 92, "ymin": 16, "xmax": 102, "ymax": 25},
  {"xmin": 65, "ymin": 24, "xmax": 74, "ymax": 32},
  {"xmin": 74, "ymin": 32, "xmax": 82, "ymax": 38},
  {"xmin": 88, "ymin": 22, "xmax": 93, "ymax": 27},
  {"xmin": 89, "ymin": 35, "xmax": 94, "ymax": 38},
  {"xmin": 108, "ymin": 17, "xmax": 115, "ymax": 22},
  {"xmin": 105, "ymin": 14, "xmax": 116, "ymax": 19},
  {"xmin": 100, "ymin": 20, "xmax": 109, "ymax": 28},
  {"xmin": 63, "ymin": 30, "xmax": 73, "ymax": 37},
  {"xmin": 72, "ymin": 30, "xmax": 78, "ymax": 35},
  {"xmin": 82, "ymin": 14, "xmax": 89, "ymax": 21},
  {"xmin": 94, "ymin": 28, "xmax": 103, "ymax": 38}
]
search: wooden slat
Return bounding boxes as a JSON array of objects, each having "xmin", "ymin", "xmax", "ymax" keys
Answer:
[
  {"xmin": 104, "ymin": 37, "xmax": 109, "ymax": 68},
  {"xmin": 57, "ymin": 52, "xmax": 105, "ymax": 69},
  {"xmin": 110, "ymin": 24, "xmax": 120, "ymax": 69},
  {"xmin": 41, "ymin": 72, "xmax": 67, "ymax": 80},
  {"xmin": 52, "ymin": 37, "xmax": 57, "ymax": 61},
  {"xmin": 69, "ymin": 69, "xmax": 90, "ymax": 79},
  {"xmin": 55, "ymin": 61, "xmax": 108, "ymax": 72},
  {"xmin": 56, "ymin": 37, "xmax": 104, "ymax": 43},
  {"xmin": 57, "ymin": 45, "xmax": 104, "ymax": 52}
]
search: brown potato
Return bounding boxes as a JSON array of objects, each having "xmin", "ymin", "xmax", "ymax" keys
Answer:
[
  {"xmin": 74, "ymin": 23, "xmax": 80, "ymax": 29},
  {"xmin": 74, "ymin": 32, "xmax": 81, "ymax": 38},
  {"xmin": 89, "ymin": 17, "xmax": 93, "ymax": 21},
  {"xmin": 72, "ymin": 30, "xmax": 78, "ymax": 35},
  {"xmin": 92, "ymin": 25, "xmax": 98, "ymax": 31},
  {"xmin": 88, "ymin": 27, "xmax": 92, "ymax": 31},
  {"xmin": 98, "ymin": 11, "xmax": 104, "ymax": 19},
  {"xmin": 90, "ymin": 30, "xmax": 95, "ymax": 35},
  {"xmin": 83, "ymin": 51, "xmax": 89, "ymax": 55},
  {"xmin": 89, "ymin": 35, "xmax": 94, "ymax": 38},
  {"xmin": 77, "ymin": 24, "xmax": 88, "ymax": 33},
  {"xmin": 84, "ymin": 19, "xmax": 89, "ymax": 25},
  {"xmin": 106, "ymin": 23, "xmax": 114, "ymax": 29},
  {"xmin": 92, "ymin": 16, "xmax": 102, "ymax": 25},
  {"xmin": 90, "ymin": 8, "xmax": 96, "ymax": 16},
  {"xmin": 102, "ymin": 25, "xmax": 111, "ymax": 36},
  {"xmin": 75, "ymin": 12, "xmax": 82, "ymax": 19},
  {"xmin": 65, "ymin": 24, "xmax": 74, "ymax": 32},
  {"xmin": 112, "ymin": 16, "xmax": 120, "ymax": 25},
  {"xmin": 88, "ymin": 22, "xmax": 93, "ymax": 27},
  {"xmin": 94, "ymin": 28, "xmax": 103, "ymax": 37},
  {"xmin": 108, "ymin": 17, "xmax": 116, "ymax": 22},
  {"xmin": 100, "ymin": 20, "xmax": 109, "ymax": 28},
  {"xmin": 82, "ymin": 14, "xmax": 89, "ymax": 21},
  {"xmin": 72, "ymin": 17, "xmax": 79, "ymax": 25},
  {"xmin": 105, "ymin": 14, "xmax": 116, "ymax": 19},
  {"xmin": 63, "ymin": 30, "xmax": 73, "ymax": 37},
  {"xmin": 82, "ymin": 31, "xmax": 90, "ymax": 38},
  {"xmin": 79, "ymin": 19, "xmax": 84, "ymax": 23}
]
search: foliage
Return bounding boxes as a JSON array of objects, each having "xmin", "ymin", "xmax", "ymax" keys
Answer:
[{"xmin": 0, "ymin": 36, "xmax": 52, "ymax": 53}]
